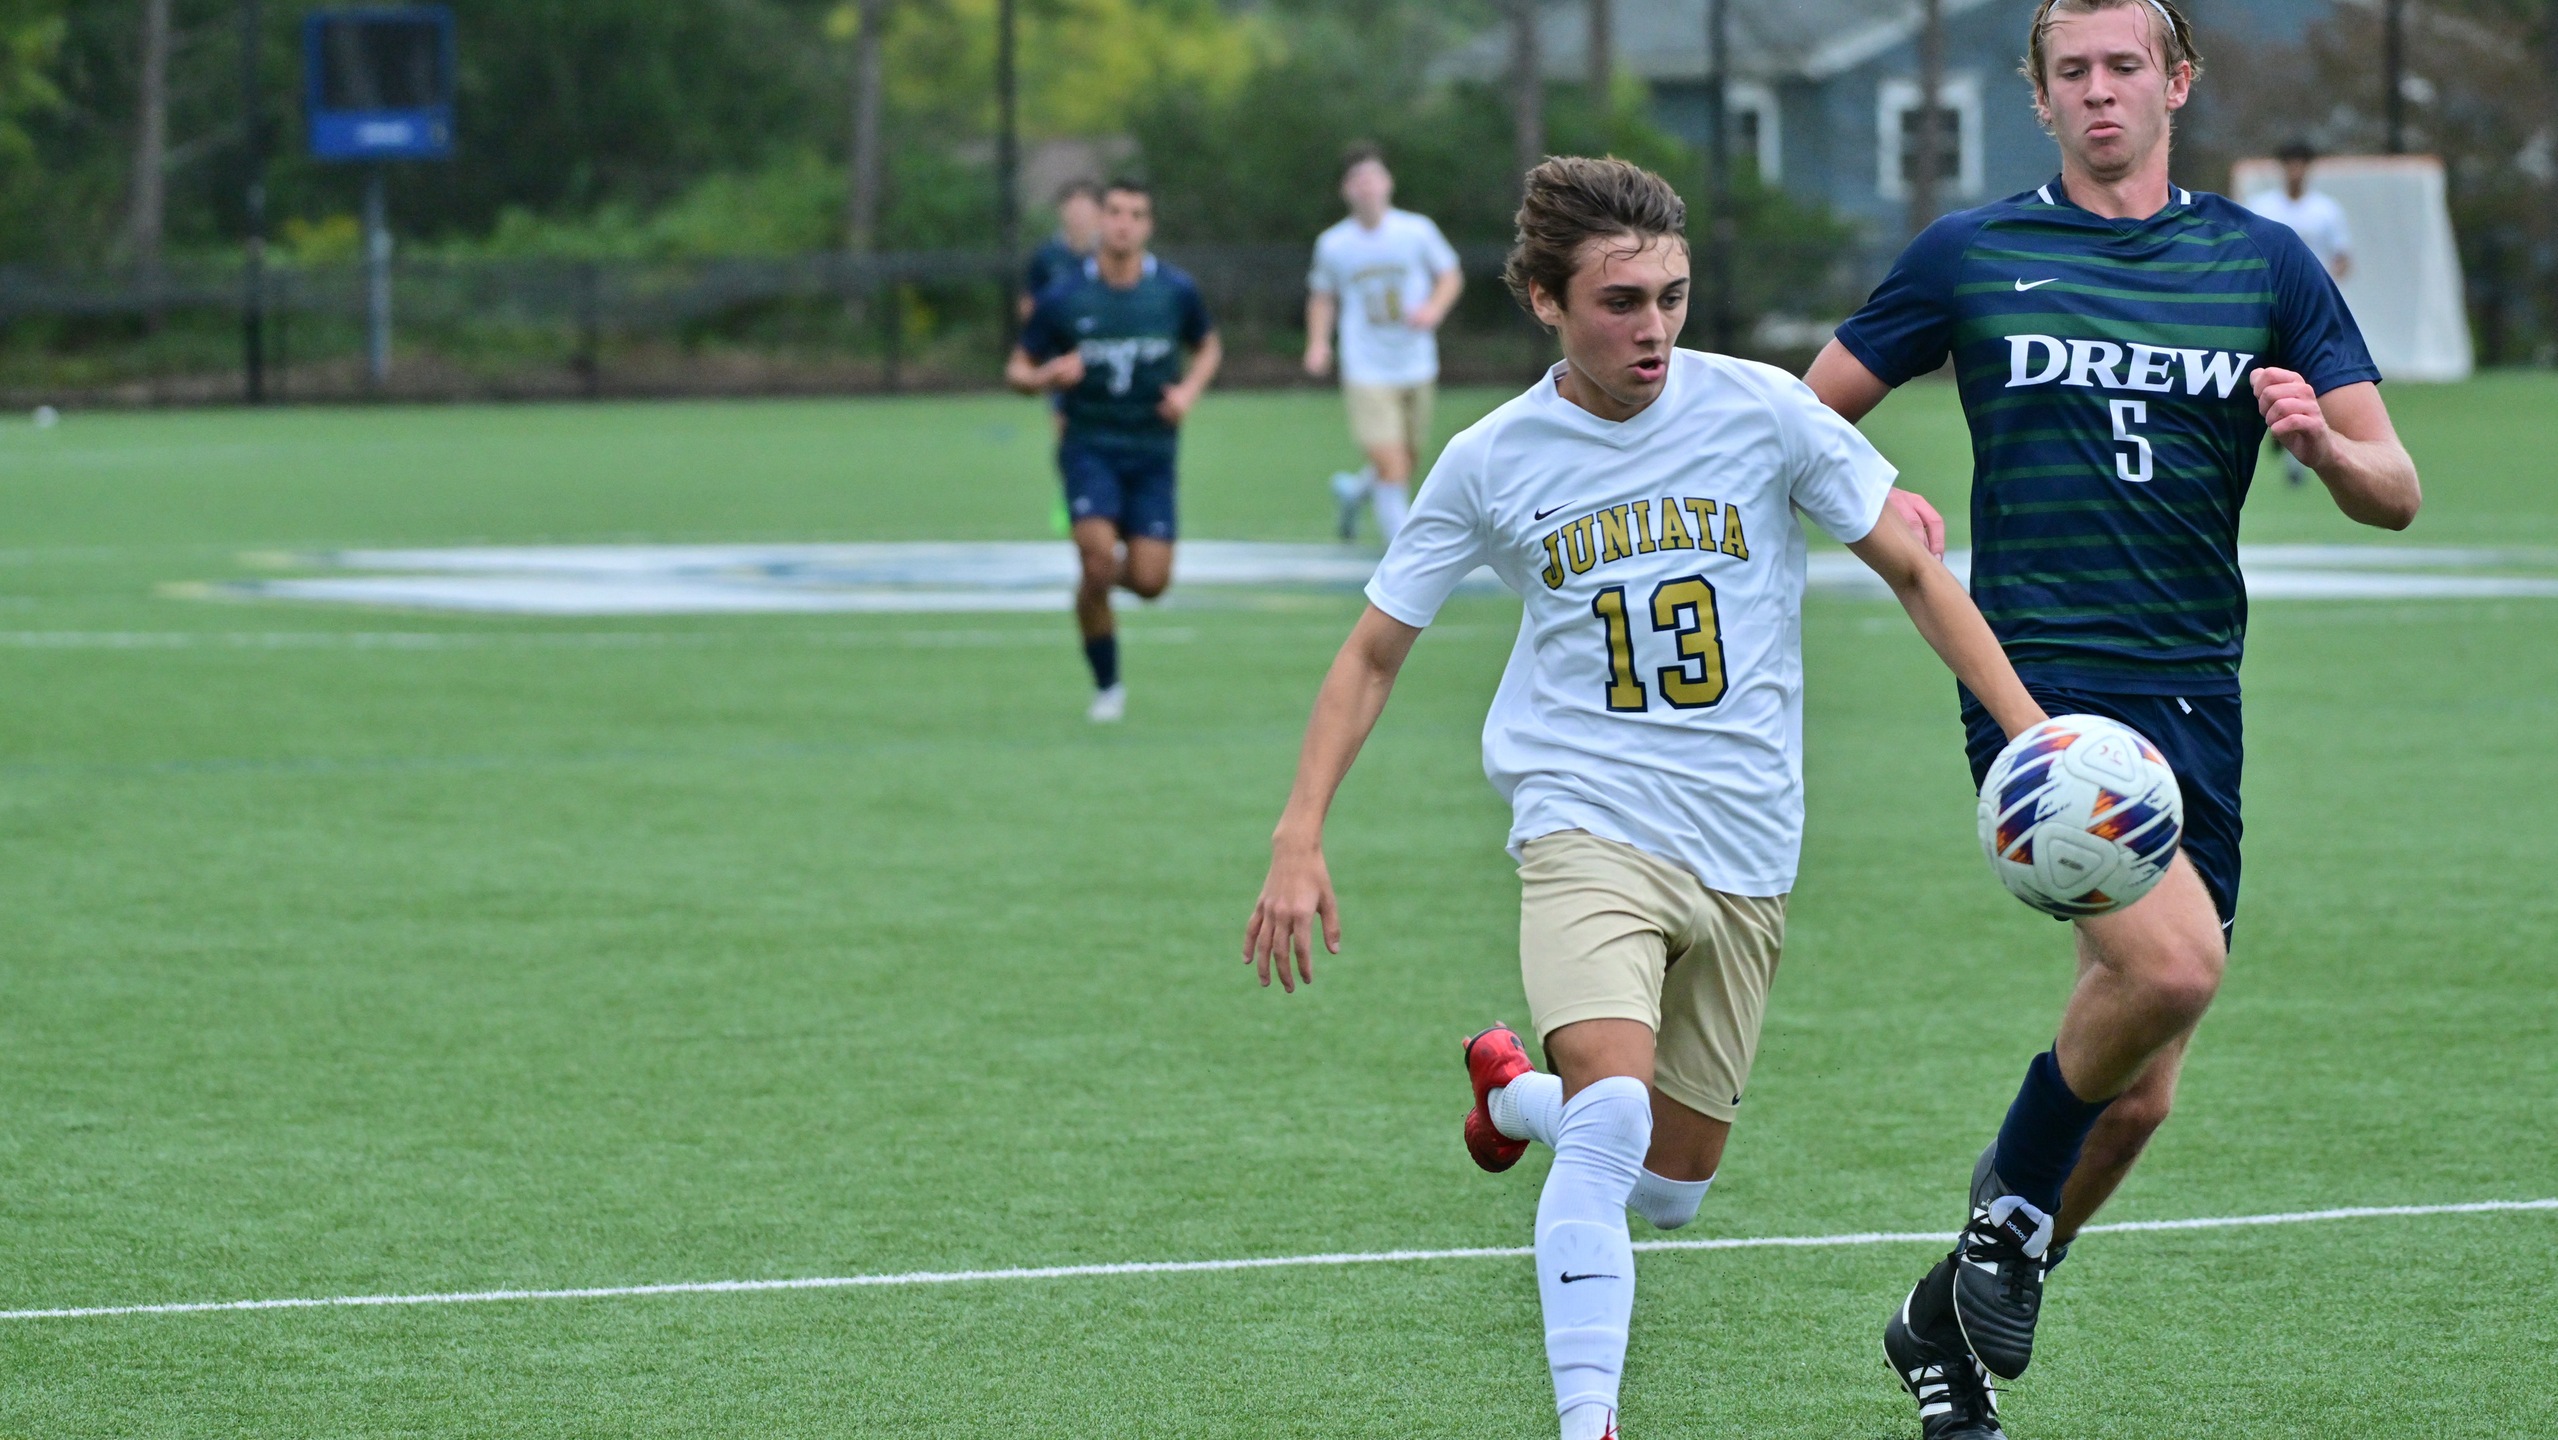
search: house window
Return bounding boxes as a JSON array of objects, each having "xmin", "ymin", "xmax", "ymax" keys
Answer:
[
  {"xmin": 1726, "ymin": 81, "xmax": 1781, "ymax": 182},
  {"xmin": 1899, "ymin": 105, "xmax": 1958, "ymax": 189},
  {"xmin": 1876, "ymin": 75, "xmax": 1982, "ymax": 201}
]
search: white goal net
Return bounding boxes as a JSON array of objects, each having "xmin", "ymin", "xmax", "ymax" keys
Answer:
[{"xmin": 2230, "ymin": 154, "xmax": 2474, "ymax": 382}]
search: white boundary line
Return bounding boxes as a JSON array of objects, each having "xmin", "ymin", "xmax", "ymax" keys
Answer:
[{"xmin": 3, "ymin": 1198, "xmax": 2549, "ymax": 1324}]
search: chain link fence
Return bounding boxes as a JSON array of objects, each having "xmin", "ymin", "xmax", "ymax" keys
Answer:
[{"xmin": 0, "ymin": 245, "xmax": 1595, "ymax": 407}]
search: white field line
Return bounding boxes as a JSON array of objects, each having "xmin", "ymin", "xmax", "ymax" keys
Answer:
[{"xmin": 3, "ymin": 1197, "xmax": 2550, "ymax": 1324}]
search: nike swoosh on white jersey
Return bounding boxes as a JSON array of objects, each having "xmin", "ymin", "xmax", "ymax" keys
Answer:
[{"xmin": 2013, "ymin": 277, "xmax": 2059, "ymax": 291}]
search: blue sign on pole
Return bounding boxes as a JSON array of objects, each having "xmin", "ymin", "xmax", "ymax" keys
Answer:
[{"xmin": 304, "ymin": 7, "xmax": 455, "ymax": 162}]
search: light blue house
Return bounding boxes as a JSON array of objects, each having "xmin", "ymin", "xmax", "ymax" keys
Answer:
[{"xmin": 1448, "ymin": 0, "xmax": 2336, "ymax": 279}]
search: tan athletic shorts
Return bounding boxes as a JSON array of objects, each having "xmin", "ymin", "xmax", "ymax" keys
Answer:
[
  {"xmin": 1343, "ymin": 382, "xmax": 1435, "ymax": 454},
  {"xmin": 1517, "ymin": 830, "xmax": 1788, "ymax": 1123}
]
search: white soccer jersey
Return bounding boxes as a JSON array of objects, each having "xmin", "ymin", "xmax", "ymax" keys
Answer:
[
  {"xmin": 1365, "ymin": 350, "xmax": 1896, "ymax": 896},
  {"xmin": 1308, "ymin": 209, "xmax": 1462, "ymax": 387},
  {"xmin": 2244, "ymin": 188, "xmax": 2352, "ymax": 272}
]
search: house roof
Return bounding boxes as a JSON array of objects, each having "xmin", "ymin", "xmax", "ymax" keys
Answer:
[{"xmin": 1437, "ymin": 0, "xmax": 2010, "ymax": 85}]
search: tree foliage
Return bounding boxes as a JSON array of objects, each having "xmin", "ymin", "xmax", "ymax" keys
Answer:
[{"xmin": 0, "ymin": 0, "xmax": 2117, "ymax": 336}]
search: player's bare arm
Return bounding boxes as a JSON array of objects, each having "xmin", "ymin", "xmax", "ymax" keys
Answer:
[
  {"xmin": 1243, "ymin": 604, "xmax": 1421, "ymax": 991},
  {"xmin": 1406, "ymin": 266, "xmax": 1464, "ymax": 330},
  {"xmin": 1805, "ymin": 342, "xmax": 1949, "ymax": 556},
  {"xmin": 1003, "ymin": 345, "xmax": 1082, "ymax": 395},
  {"xmin": 1303, "ymin": 291, "xmax": 1336, "ymax": 376},
  {"xmin": 1845, "ymin": 515, "xmax": 2047, "ymax": 739},
  {"xmin": 1158, "ymin": 330, "xmax": 1223, "ymax": 425},
  {"xmin": 2250, "ymin": 371, "xmax": 2420, "ymax": 529}
]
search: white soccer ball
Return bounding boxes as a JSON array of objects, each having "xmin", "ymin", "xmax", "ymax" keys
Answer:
[{"xmin": 1976, "ymin": 714, "xmax": 2184, "ymax": 918}]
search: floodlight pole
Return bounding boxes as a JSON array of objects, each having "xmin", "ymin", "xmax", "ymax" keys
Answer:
[
  {"xmin": 239, "ymin": 0, "xmax": 267, "ymax": 404},
  {"xmin": 1704, "ymin": 0, "xmax": 1735, "ymax": 353},
  {"xmin": 996, "ymin": 0, "xmax": 1020, "ymax": 344},
  {"xmin": 2383, "ymin": 0, "xmax": 2407, "ymax": 154},
  {"xmin": 364, "ymin": 166, "xmax": 393, "ymax": 387}
]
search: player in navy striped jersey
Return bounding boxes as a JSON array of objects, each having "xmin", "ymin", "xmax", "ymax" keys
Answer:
[{"xmin": 1805, "ymin": 1, "xmax": 2420, "ymax": 1433}]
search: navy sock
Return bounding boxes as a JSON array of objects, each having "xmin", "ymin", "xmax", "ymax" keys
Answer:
[
  {"xmin": 1990, "ymin": 1048, "xmax": 2112, "ymax": 1216},
  {"xmin": 1082, "ymin": 634, "xmax": 1119, "ymax": 690}
]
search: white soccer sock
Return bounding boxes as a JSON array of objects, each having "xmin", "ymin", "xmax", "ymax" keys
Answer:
[
  {"xmin": 1627, "ymin": 1168, "xmax": 1713, "ymax": 1230},
  {"xmin": 1537, "ymin": 1075, "xmax": 1651, "ymax": 1429},
  {"xmin": 1490, "ymin": 1070, "xmax": 1564, "ymax": 1147},
  {"xmin": 1370, "ymin": 480, "xmax": 1410, "ymax": 542},
  {"xmin": 1560, "ymin": 1402, "xmax": 1617, "ymax": 1440}
]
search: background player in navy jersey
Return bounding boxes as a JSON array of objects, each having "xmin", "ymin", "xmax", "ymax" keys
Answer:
[
  {"xmin": 1019, "ymin": 180, "xmax": 1103, "ymax": 323},
  {"xmin": 1008, "ymin": 179, "xmax": 1222, "ymax": 723},
  {"xmin": 1803, "ymin": 0, "xmax": 2421, "ymax": 1432}
]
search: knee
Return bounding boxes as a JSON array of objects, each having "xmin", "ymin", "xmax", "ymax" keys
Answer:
[
  {"xmin": 2133, "ymin": 935, "xmax": 2225, "ymax": 1027},
  {"xmin": 1123, "ymin": 572, "xmax": 1168, "ymax": 601},
  {"xmin": 1556, "ymin": 1075, "xmax": 1653, "ymax": 1159},
  {"xmin": 2152, "ymin": 955, "xmax": 2225, "ymax": 1027},
  {"xmin": 1076, "ymin": 555, "xmax": 1116, "ymax": 593}
]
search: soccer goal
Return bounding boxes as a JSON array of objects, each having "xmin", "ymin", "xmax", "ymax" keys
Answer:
[{"xmin": 2230, "ymin": 154, "xmax": 2474, "ymax": 382}]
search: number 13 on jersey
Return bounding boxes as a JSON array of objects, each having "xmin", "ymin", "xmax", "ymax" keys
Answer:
[{"xmin": 1592, "ymin": 576, "xmax": 1730, "ymax": 713}]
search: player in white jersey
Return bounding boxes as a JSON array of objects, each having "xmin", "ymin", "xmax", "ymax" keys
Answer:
[
  {"xmin": 2245, "ymin": 140, "xmax": 2352, "ymax": 280},
  {"xmin": 1243, "ymin": 157, "xmax": 2046, "ymax": 1440},
  {"xmin": 1305, "ymin": 144, "xmax": 1464, "ymax": 543},
  {"xmin": 2245, "ymin": 140, "xmax": 2353, "ymax": 486}
]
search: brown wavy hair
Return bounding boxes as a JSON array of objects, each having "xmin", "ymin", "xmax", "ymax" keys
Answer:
[{"xmin": 1501, "ymin": 156, "xmax": 1688, "ymax": 322}]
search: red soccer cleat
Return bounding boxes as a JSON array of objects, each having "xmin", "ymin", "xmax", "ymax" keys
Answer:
[{"xmin": 1461, "ymin": 1024, "xmax": 1537, "ymax": 1173}]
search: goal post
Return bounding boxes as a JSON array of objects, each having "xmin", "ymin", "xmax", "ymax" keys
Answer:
[{"xmin": 2230, "ymin": 154, "xmax": 2474, "ymax": 382}]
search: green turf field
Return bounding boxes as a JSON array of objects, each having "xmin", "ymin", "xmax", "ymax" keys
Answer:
[{"xmin": 0, "ymin": 376, "xmax": 2552, "ymax": 1437}]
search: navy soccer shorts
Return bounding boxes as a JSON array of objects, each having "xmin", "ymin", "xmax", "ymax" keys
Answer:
[
  {"xmin": 1961, "ymin": 685, "xmax": 2244, "ymax": 941},
  {"xmin": 1058, "ymin": 442, "xmax": 1177, "ymax": 541}
]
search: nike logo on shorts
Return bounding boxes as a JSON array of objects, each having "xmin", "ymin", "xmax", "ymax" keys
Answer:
[{"xmin": 1558, "ymin": 1272, "xmax": 1619, "ymax": 1284}]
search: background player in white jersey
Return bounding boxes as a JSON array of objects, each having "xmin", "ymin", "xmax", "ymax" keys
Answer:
[
  {"xmin": 1304, "ymin": 144, "xmax": 1463, "ymax": 542},
  {"xmin": 1243, "ymin": 157, "xmax": 2047, "ymax": 1440},
  {"xmin": 2244, "ymin": 141, "xmax": 2353, "ymax": 485},
  {"xmin": 2245, "ymin": 140, "xmax": 2352, "ymax": 282}
]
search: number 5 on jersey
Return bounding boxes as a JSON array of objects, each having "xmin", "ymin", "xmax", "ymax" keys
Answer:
[
  {"xmin": 2109, "ymin": 398, "xmax": 2152, "ymax": 484},
  {"xmin": 1593, "ymin": 577, "xmax": 1730, "ymax": 713}
]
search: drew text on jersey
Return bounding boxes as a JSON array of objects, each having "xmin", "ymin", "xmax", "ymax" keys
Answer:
[{"xmin": 2006, "ymin": 334, "xmax": 2255, "ymax": 398}]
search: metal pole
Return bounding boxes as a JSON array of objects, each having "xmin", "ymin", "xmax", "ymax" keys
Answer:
[
  {"xmin": 995, "ymin": 0, "xmax": 1019, "ymax": 345},
  {"xmin": 239, "ymin": 0, "xmax": 266, "ymax": 404},
  {"xmin": 364, "ymin": 167, "xmax": 393, "ymax": 387},
  {"xmin": 1911, "ymin": 0, "xmax": 1946, "ymax": 236},
  {"xmin": 2383, "ymin": 0, "xmax": 2406, "ymax": 154},
  {"xmin": 1511, "ymin": 0, "xmax": 1544, "ymax": 187},
  {"xmin": 1705, "ymin": 0, "xmax": 1735, "ymax": 353},
  {"xmin": 576, "ymin": 260, "xmax": 602, "ymax": 399},
  {"xmin": 2544, "ymin": 1, "xmax": 2558, "ymax": 364}
]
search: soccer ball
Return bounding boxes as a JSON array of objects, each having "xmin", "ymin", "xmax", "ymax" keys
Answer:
[{"xmin": 1977, "ymin": 714, "xmax": 2184, "ymax": 918}]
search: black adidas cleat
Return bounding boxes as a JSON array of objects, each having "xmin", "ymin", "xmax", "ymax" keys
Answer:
[
  {"xmin": 1951, "ymin": 1145, "xmax": 2058, "ymax": 1380},
  {"xmin": 1886, "ymin": 1257, "xmax": 2006, "ymax": 1439}
]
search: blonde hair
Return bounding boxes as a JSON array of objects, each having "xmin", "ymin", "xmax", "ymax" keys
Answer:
[{"xmin": 2021, "ymin": 0, "xmax": 2203, "ymax": 91}]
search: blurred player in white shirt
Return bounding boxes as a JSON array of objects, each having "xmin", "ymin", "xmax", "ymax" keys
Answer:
[
  {"xmin": 2246, "ymin": 140, "xmax": 2353, "ymax": 484},
  {"xmin": 1245, "ymin": 157, "xmax": 2043, "ymax": 1440},
  {"xmin": 1305, "ymin": 145, "xmax": 1463, "ymax": 542},
  {"xmin": 2245, "ymin": 140, "xmax": 2352, "ymax": 280}
]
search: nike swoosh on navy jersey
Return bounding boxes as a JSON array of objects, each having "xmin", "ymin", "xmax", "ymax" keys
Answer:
[{"xmin": 2013, "ymin": 277, "xmax": 2058, "ymax": 291}]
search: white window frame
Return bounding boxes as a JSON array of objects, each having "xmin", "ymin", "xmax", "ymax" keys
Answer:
[
  {"xmin": 1726, "ymin": 80, "xmax": 1781, "ymax": 182},
  {"xmin": 1876, "ymin": 73, "xmax": 1983, "ymax": 202}
]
